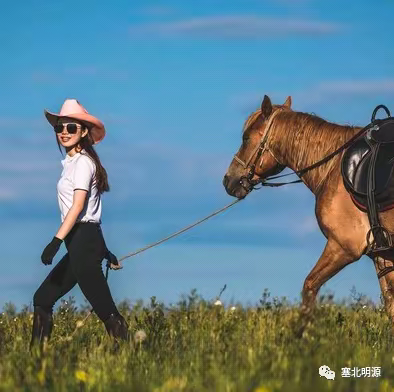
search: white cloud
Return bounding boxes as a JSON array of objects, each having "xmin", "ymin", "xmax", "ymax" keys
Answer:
[
  {"xmin": 0, "ymin": 117, "xmax": 45, "ymax": 130},
  {"xmin": 293, "ymin": 78, "xmax": 394, "ymax": 108},
  {"xmin": 63, "ymin": 65, "xmax": 99, "ymax": 76},
  {"xmin": 229, "ymin": 78, "xmax": 394, "ymax": 111},
  {"xmin": 222, "ymin": 213, "xmax": 319, "ymax": 237},
  {"xmin": 139, "ymin": 5, "xmax": 175, "ymax": 16},
  {"xmin": 0, "ymin": 187, "xmax": 17, "ymax": 201},
  {"xmin": 130, "ymin": 15, "xmax": 344, "ymax": 38},
  {"xmin": 31, "ymin": 66, "xmax": 130, "ymax": 84},
  {"xmin": 0, "ymin": 141, "xmax": 231, "ymax": 201},
  {"xmin": 318, "ymin": 79, "xmax": 394, "ymax": 94},
  {"xmin": 295, "ymin": 215, "xmax": 319, "ymax": 236}
]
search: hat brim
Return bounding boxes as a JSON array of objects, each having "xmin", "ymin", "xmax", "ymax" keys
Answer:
[{"xmin": 44, "ymin": 110, "xmax": 106, "ymax": 145}]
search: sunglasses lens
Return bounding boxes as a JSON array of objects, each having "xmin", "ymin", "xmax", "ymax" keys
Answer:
[
  {"xmin": 67, "ymin": 124, "xmax": 78, "ymax": 134},
  {"xmin": 54, "ymin": 124, "xmax": 63, "ymax": 133}
]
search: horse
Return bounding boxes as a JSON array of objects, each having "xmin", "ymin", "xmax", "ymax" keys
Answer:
[{"xmin": 223, "ymin": 95, "xmax": 394, "ymax": 334}]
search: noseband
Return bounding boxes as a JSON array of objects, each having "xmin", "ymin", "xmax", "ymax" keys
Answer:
[{"xmin": 233, "ymin": 109, "xmax": 284, "ymax": 191}]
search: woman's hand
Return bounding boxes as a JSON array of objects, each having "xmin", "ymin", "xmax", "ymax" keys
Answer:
[
  {"xmin": 41, "ymin": 236, "xmax": 63, "ymax": 265},
  {"xmin": 104, "ymin": 249, "xmax": 123, "ymax": 270}
]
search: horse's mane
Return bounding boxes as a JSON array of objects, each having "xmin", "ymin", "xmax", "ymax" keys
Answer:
[{"xmin": 244, "ymin": 107, "xmax": 361, "ymax": 191}]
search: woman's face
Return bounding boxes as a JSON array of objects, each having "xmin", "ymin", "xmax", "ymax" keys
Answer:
[{"xmin": 56, "ymin": 118, "xmax": 88, "ymax": 148}]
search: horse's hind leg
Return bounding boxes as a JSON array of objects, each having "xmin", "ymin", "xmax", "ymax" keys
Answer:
[
  {"xmin": 373, "ymin": 256, "xmax": 394, "ymax": 330},
  {"xmin": 296, "ymin": 239, "xmax": 359, "ymax": 336}
]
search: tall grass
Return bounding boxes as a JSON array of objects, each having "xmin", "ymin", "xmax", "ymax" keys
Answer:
[{"xmin": 0, "ymin": 289, "xmax": 393, "ymax": 392}]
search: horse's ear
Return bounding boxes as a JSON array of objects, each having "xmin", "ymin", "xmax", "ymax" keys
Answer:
[
  {"xmin": 261, "ymin": 95, "xmax": 272, "ymax": 117},
  {"xmin": 283, "ymin": 96, "xmax": 292, "ymax": 108}
]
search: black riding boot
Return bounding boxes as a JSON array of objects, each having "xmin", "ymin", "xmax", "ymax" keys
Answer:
[
  {"xmin": 104, "ymin": 313, "xmax": 129, "ymax": 341},
  {"xmin": 30, "ymin": 305, "xmax": 53, "ymax": 351}
]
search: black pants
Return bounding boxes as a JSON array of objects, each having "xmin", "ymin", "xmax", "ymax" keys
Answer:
[{"xmin": 33, "ymin": 222, "xmax": 119, "ymax": 322}]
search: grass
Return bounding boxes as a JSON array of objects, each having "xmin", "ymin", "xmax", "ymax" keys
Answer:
[{"xmin": 0, "ymin": 289, "xmax": 393, "ymax": 392}]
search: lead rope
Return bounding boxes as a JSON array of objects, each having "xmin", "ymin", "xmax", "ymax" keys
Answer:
[
  {"xmin": 66, "ymin": 198, "xmax": 242, "ymax": 338},
  {"xmin": 64, "ymin": 120, "xmax": 373, "ymax": 339}
]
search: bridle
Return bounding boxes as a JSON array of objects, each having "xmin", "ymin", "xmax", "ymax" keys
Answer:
[
  {"xmin": 232, "ymin": 107, "xmax": 374, "ymax": 193},
  {"xmin": 233, "ymin": 108, "xmax": 285, "ymax": 192}
]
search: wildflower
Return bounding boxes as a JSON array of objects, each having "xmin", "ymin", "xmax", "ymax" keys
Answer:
[
  {"xmin": 214, "ymin": 300, "xmax": 222, "ymax": 306},
  {"xmin": 154, "ymin": 376, "xmax": 187, "ymax": 391},
  {"xmin": 76, "ymin": 320, "xmax": 84, "ymax": 328},
  {"xmin": 254, "ymin": 387, "xmax": 271, "ymax": 392},
  {"xmin": 230, "ymin": 306, "xmax": 236, "ymax": 312},
  {"xmin": 75, "ymin": 370, "xmax": 88, "ymax": 382},
  {"xmin": 134, "ymin": 329, "xmax": 147, "ymax": 343}
]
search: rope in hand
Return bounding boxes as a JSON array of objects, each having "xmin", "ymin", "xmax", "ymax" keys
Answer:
[{"xmin": 66, "ymin": 198, "xmax": 242, "ymax": 338}]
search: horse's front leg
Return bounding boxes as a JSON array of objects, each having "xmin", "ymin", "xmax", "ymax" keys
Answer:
[
  {"xmin": 374, "ymin": 256, "xmax": 394, "ymax": 329},
  {"xmin": 296, "ymin": 239, "xmax": 358, "ymax": 337}
]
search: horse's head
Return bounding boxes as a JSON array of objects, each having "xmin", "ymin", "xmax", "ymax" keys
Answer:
[{"xmin": 223, "ymin": 95, "xmax": 292, "ymax": 199}]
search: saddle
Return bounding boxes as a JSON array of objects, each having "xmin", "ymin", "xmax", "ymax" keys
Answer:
[{"xmin": 341, "ymin": 105, "xmax": 394, "ymax": 253}]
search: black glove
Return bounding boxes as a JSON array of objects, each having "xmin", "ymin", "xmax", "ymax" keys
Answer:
[
  {"xmin": 104, "ymin": 248, "xmax": 119, "ymax": 269},
  {"xmin": 41, "ymin": 236, "xmax": 63, "ymax": 265}
]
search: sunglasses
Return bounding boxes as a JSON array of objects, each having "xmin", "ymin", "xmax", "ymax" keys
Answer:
[{"xmin": 54, "ymin": 123, "xmax": 84, "ymax": 134}]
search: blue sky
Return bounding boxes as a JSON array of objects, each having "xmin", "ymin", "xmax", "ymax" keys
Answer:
[{"xmin": 0, "ymin": 0, "xmax": 393, "ymax": 310}]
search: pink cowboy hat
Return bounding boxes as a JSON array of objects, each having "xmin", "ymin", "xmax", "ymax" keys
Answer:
[{"xmin": 44, "ymin": 99, "xmax": 106, "ymax": 144}]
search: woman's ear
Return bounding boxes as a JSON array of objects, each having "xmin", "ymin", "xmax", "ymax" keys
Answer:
[
  {"xmin": 261, "ymin": 95, "xmax": 272, "ymax": 118},
  {"xmin": 81, "ymin": 127, "xmax": 89, "ymax": 138}
]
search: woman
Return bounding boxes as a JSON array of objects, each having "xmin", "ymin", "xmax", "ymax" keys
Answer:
[{"xmin": 30, "ymin": 99, "xmax": 129, "ymax": 349}]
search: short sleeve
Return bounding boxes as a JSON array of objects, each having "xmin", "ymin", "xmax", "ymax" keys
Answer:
[{"xmin": 73, "ymin": 156, "xmax": 95, "ymax": 191}]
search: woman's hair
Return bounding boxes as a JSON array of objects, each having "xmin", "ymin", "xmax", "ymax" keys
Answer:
[{"xmin": 55, "ymin": 122, "xmax": 110, "ymax": 194}]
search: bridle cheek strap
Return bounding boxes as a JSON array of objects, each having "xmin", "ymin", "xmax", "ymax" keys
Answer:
[
  {"xmin": 259, "ymin": 147, "xmax": 283, "ymax": 168},
  {"xmin": 234, "ymin": 108, "xmax": 284, "ymax": 170}
]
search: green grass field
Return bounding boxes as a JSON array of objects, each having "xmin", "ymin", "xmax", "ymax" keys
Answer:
[{"xmin": 0, "ymin": 289, "xmax": 393, "ymax": 392}]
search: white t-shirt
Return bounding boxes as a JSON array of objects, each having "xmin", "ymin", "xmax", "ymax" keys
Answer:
[{"xmin": 57, "ymin": 149, "xmax": 102, "ymax": 223}]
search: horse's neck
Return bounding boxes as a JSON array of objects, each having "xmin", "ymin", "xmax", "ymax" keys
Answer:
[{"xmin": 272, "ymin": 113, "xmax": 361, "ymax": 194}]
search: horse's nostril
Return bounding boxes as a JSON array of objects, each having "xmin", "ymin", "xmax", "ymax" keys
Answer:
[{"xmin": 223, "ymin": 174, "xmax": 229, "ymax": 187}]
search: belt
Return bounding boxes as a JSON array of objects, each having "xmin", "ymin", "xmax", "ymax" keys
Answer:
[{"xmin": 76, "ymin": 220, "xmax": 101, "ymax": 225}]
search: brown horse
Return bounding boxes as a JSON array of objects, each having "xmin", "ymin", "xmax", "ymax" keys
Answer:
[{"xmin": 223, "ymin": 95, "xmax": 394, "ymax": 333}]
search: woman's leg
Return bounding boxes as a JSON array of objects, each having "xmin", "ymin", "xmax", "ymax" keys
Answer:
[
  {"xmin": 67, "ymin": 223, "xmax": 129, "ymax": 340},
  {"xmin": 31, "ymin": 252, "xmax": 77, "ymax": 348}
]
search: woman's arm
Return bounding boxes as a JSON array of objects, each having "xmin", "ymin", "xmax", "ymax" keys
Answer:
[
  {"xmin": 55, "ymin": 189, "xmax": 88, "ymax": 240},
  {"xmin": 41, "ymin": 189, "xmax": 88, "ymax": 265}
]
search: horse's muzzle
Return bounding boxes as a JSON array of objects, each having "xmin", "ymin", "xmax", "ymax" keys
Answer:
[{"xmin": 223, "ymin": 174, "xmax": 251, "ymax": 199}]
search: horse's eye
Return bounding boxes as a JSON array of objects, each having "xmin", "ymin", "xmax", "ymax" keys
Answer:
[{"xmin": 243, "ymin": 136, "xmax": 249, "ymax": 143}]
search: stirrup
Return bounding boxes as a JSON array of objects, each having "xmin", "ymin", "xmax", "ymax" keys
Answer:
[
  {"xmin": 366, "ymin": 226, "xmax": 393, "ymax": 254},
  {"xmin": 377, "ymin": 265, "xmax": 394, "ymax": 279}
]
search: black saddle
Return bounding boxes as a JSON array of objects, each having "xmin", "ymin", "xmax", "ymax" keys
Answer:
[
  {"xmin": 342, "ymin": 123, "xmax": 394, "ymax": 211},
  {"xmin": 341, "ymin": 105, "xmax": 394, "ymax": 252}
]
